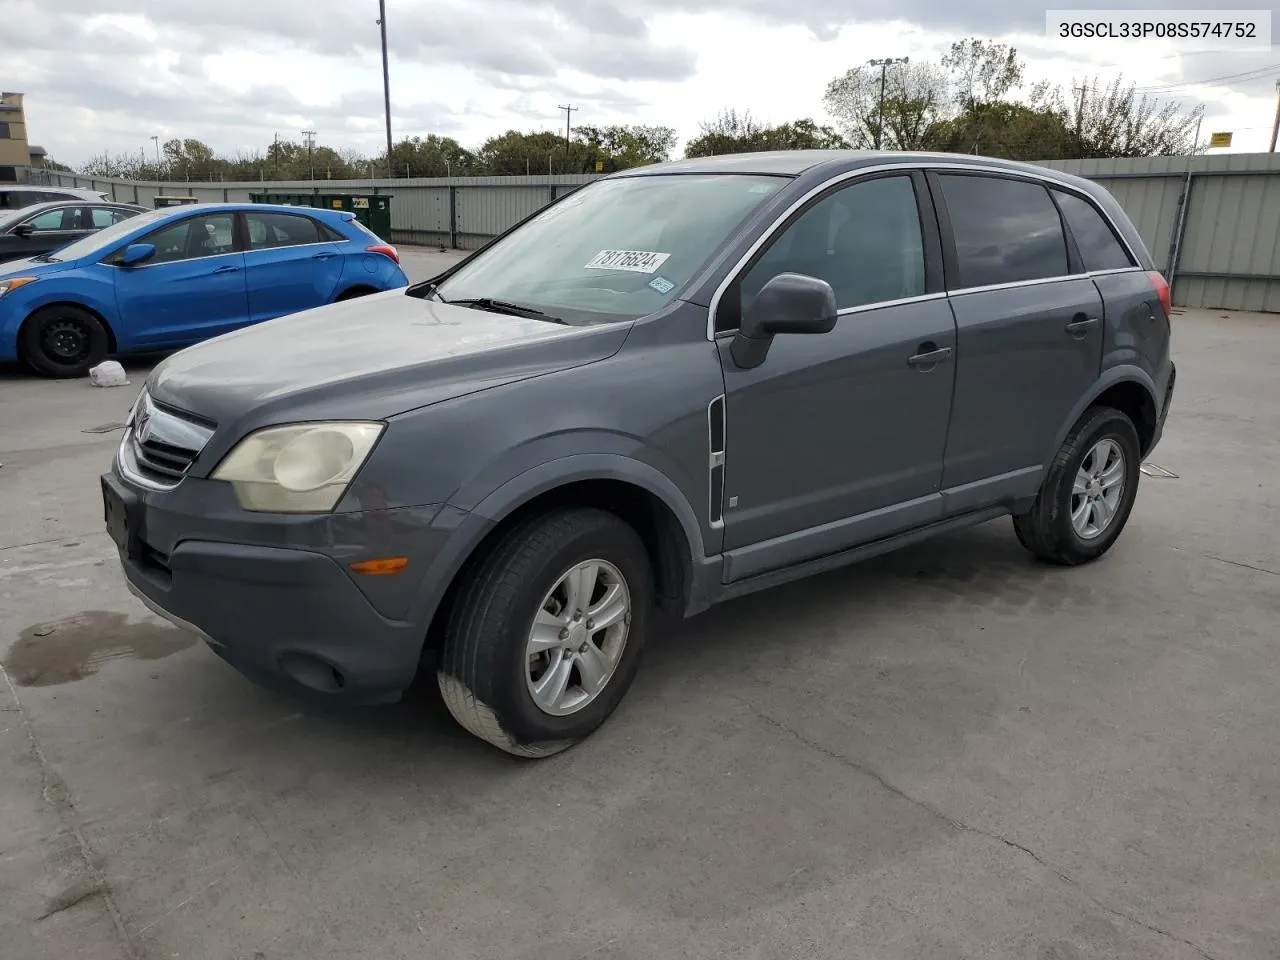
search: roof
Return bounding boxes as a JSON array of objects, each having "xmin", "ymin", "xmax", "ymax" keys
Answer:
[
  {"xmin": 28, "ymin": 145, "xmax": 47, "ymax": 156},
  {"xmin": 617, "ymin": 150, "xmax": 1100, "ymax": 187},
  {"xmin": 0, "ymin": 198, "xmax": 146, "ymax": 221},
  {"xmin": 117, "ymin": 201, "xmax": 355, "ymax": 218}
]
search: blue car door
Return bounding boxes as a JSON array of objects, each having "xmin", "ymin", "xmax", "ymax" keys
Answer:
[
  {"xmin": 111, "ymin": 211, "xmax": 248, "ymax": 348},
  {"xmin": 241, "ymin": 210, "xmax": 344, "ymax": 323}
]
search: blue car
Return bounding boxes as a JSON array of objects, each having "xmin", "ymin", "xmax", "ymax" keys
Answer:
[{"xmin": 0, "ymin": 202, "xmax": 409, "ymax": 377}]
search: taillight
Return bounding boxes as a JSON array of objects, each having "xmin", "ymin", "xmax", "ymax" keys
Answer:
[
  {"xmin": 366, "ymin": 244, "xmax": 399, "ymax": 265},
  {"xmin": 1147, "ymin": 270, "xmax": 1171, "ymax": 319}
]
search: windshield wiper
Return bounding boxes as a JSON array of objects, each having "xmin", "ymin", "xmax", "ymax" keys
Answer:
[
  {"xmin": 445, "ymin": 297, "xmax": 569, "ymax": 325},
  {"xmin": 30, "ymin": 254, "xmax": 58, "ymax": 263}
]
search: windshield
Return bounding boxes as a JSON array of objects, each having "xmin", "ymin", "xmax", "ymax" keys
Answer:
[
  {"xmin": 40, "ymin": 207, "xmax": 171, "ymax": 262},
  {"xmin": 432, "ymin": 174, "xmax": 787, "ymax": 323}
]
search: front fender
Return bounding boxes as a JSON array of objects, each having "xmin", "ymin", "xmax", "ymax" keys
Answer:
[
  {"xmin": 402, "ymin": 451, "xmax": 709, "ymax": 632},
  {"xmin": 0, "ymin": 271, "xmax": 118, "ymax": 356}
]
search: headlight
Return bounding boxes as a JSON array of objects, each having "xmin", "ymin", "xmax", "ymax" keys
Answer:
[
  {"xmin": 210, "ymin": 422, "xmax": 385, "ymax": 513},
  {"xmin": 0, "ymin": 276, "xmax": 37, "ymax": 298}
]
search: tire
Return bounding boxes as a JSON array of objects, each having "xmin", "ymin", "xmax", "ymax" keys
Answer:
[
  {"xmin": 1013, "ymin": 406, "xmax": 1142, "ymax": 566},
  {"xmin": 20, "ymin": 305, "xmax": 110, "ymax": 379},
  {"xmin": 437, "ymin": 507, "xmax": 653, "ymax": 758},
  {"xmin": 336, "ymin": 287, "xmax": 375, "ymax": 302}
]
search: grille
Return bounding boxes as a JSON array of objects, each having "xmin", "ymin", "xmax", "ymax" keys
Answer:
[
  {"xmin": 118, "ymin": 391, "xmax": 215, "ymax": 489},
  {"xmin": 128, "ymin": 434, "xmax": 199, "ymax": 483}
]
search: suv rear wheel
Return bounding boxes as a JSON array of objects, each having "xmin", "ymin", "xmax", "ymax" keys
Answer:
[
  {"xmin": 437, "ymin": 507, "xmax": 653, "ymax": 757},
  {"xmin": 1013, "ymin": 406, "xmax": 1142, "ymax": 565}
]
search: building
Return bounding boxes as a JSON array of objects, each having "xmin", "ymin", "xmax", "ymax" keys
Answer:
[{"xmin": 0, "ymin": 92, "xmax": 48, "ymax": 183}]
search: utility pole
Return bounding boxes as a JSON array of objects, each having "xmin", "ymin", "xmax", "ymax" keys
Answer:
[
  {"xmin": 1269, "ymin": 80, "xmax": 1280, "ymax": 153},
  {"xmin": 557, "ymin": 103, "xmax": 577, "ymax": 172},
  {"xmin": 377, "ymin": 0, "xmax": 393, "ymax": 178},
  {"xmin": 302, "ymin": 129, "xmax": 317, "ymax": 181},
  {"xmin": 867, "ymin": 58, "xmax": 908, "ymax": 150},
  {"xmin": 273, "ymin": 132, "xmax": 279, "ymax": 179}
]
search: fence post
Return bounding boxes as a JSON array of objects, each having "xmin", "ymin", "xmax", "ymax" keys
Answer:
[
  {"xmin": 1166, "ymin": 172, "xmax": 1197, "ymax": 304},
  {"xmin": 448, "ymin": 185, "xmax": 457, "ymax": 249},
  {"xmin": 133, "ymin": 184, "xmax": 140, "ymax": 204},
  {"xmin": 223, "ymin": 187, "xmax": 229, "ymax": 202}
]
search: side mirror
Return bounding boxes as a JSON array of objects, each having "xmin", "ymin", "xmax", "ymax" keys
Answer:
[
  {"xmin": 119, "ymin": 242, "xmax": 156, "ymax": 267},
  {"xmin": 13, "ymin": 223, "xmax": 34, "ymax": 237},
  {"xmin": 730, "ymin": 272, "xmax": 838, "ymax": 369}
]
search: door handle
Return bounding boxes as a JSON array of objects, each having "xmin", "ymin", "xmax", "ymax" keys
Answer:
[
  {"xmin": 311, "ymin": 252, "xmax": 337, "ymax": 260},
  {"xmin": 907, "ymin": 344, "xmax": 953, "ymax": 368},
  {"xmin": 211, "ymin": 264, "xmax": 240, "ymax": 274},
  {"xmin": 1065, "ymin": 316, "xmax": 1099, "ymax": 336}
]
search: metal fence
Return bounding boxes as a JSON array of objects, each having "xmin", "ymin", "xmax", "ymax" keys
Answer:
[{"xmin": 41, "ymin": 153, "xmax": 1280, "ymax": 313}]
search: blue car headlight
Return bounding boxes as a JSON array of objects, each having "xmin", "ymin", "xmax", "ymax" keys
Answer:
[{"xmin": 0, "ymin": 276, "xmax": 38, "ymax": 298}]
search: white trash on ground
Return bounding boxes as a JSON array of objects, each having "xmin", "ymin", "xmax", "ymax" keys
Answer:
[{"xmin": 88, "ymin": 361, "xmax": 129, "ymax": 387}]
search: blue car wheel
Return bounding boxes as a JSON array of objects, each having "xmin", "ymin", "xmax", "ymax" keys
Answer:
[{"xmin": 21, "ymin": 304, "xmax": 111, "ymax": 379}]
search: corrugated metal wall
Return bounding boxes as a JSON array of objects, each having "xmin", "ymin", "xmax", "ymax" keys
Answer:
[
  {"xmin": 47, "ymin": 156, "xmax": 1280, "ymax": 312},
  {"xmin": 1038, "ymin": 153, "xmax": 1280, "ymax": 312}
]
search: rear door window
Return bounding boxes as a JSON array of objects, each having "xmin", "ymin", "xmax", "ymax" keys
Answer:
[
  {"xmin": 1051, "ymin": 190, "xmax": 1135, "ymax": 273},
  {"xmin": 91, "ymin": 207, "xmax": 132, "ymax": 228},
  {"xmin": 245, "ymin": 211, "xmax": 324, "ymax": 249},
  {"xmin": 936, "ymin": 174, "xmax": 1069, "ymax": 289}
]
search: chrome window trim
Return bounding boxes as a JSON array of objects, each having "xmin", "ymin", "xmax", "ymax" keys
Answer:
[
  {"xmin": 108, "ymin": 248, "xmax": 242, "ymax": 270},
  {"xmin": 705, "ymin": 161, "xmax": 1143, "ymax": 341}
]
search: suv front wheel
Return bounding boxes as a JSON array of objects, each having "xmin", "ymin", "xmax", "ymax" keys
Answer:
[
  {"xmin": 437, "ymin": 507, "xmax": 653, "ymax": 757},
  {"xmin": 1013, "ymin": 406, "xmax": 1142, "ymax": 565}
]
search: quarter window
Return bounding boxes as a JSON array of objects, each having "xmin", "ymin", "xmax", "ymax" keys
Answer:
[
  {"xmin": 246, "ymin": 212, "xmax": 323, "ymax": 249},
  {"xmin": 937, "ymin": 175, "xmax": 1069, "ymax": 288},
  {"xmin": 1052, "ymin": 190, "xmax": 1134, "ymax": 273},
  {"xmin": 738, "ymin": 175, "xmax": 926, "ymax": 321},
  {"xmin": 139, "ymin": 213, "xmax": 236, "ymax": 264}
]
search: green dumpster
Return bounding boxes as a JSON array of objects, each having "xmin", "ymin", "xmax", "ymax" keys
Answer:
[
  {"xmin": 249, "ymin": 192, "xmax": 393, "ymax": 241},
  {"xmin": 153, "ymin": 195, "xmax": 198, "ymax": 208}
]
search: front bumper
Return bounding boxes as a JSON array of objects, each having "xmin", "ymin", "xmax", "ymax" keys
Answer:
[{"xmin": 103, "ymin": 469, "xmax": 436, "ymax": 703}]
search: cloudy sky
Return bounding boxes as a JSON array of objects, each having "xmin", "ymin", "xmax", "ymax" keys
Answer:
[{"xmin": 4, "ymin": 0, "xmax": 1278, "ymax": 165}]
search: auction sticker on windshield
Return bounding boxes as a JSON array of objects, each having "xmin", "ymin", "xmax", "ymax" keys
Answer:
[{"xmin": 584, "ymin": 250, "xmax": 671, "ymax": 274}]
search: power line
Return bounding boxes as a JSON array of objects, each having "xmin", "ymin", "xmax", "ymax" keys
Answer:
[{"xmin": 1134, "ymin": 63, "xmax": 1280, "ymax": 93}]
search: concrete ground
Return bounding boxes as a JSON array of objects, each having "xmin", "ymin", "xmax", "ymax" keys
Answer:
[{"xmin": 1, "ymin": 255, "xmax": 1277, "ymax": 960}]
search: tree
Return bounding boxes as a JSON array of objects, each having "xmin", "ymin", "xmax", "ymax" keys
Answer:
[
  {"xmin": 475, "ymin": 130, "xmax": 584, "ymax": 175},
  {"xmin": 683, "ymin": 110, "xmax": 847, "ymax": 157},
  {"xmin": 573, "ymin": 124, "xmax": 676, "ymax": 172},
  {"xmin": 386, "ymin": 134, "xmax": 477, "ymax": 177},
  {"xmin": 1057, "ymin": 76, "xmax": 1203, "ymax": 158},
  {"xmin": 822, "ymin": 61, "xmax": 950, "ymax": 150},
  {"xmin": 941, "ymin": 39, "xmax": 1024, "ymax": 110}
]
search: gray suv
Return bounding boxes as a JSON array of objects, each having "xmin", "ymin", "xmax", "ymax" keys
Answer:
[{"xmin": 102, "ymin": 151, "xmax": 1175, "ymax": 757}]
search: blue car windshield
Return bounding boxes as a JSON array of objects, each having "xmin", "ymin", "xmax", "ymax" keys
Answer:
[
  {"xmin": 39, "ymin": 207, "xmax": 172, "ymax": 262},
  {"xmin": 433, "ymin": 174, "xmax": 787, "ymax": 323}
]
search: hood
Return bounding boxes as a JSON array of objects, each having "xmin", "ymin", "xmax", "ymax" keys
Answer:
[
  {"xmin": 147, "ymin": 289, "xmax": 632, "ymax": 426},
  {"xmin": 0, "ymin": 256, "xmax": 75, "ymax": 279}
]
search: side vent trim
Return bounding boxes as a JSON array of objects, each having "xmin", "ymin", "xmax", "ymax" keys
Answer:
[{"xmin": 708, "ymin": 395, "xmax": 726, "ymax": 528}]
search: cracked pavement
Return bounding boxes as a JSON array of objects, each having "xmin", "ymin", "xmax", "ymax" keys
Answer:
[{"xmin": 2, "ymin": 273, "xmax": 1278, "ymax": 960}]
